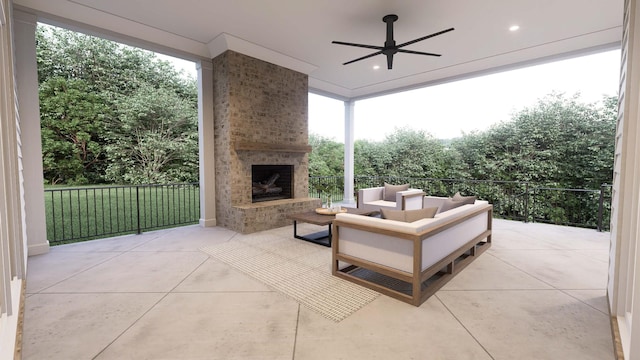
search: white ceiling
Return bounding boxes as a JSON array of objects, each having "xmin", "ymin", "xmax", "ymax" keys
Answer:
[{"xmin": 14, "ymin": 0, "xmax": 623, "ymax": 100}]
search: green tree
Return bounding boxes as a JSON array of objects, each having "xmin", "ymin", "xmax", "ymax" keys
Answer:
[
  {"xmin": 353, "ymin": 139, "xmax": 386, "ymax": 177},
  {"xmin": 104, "ymin": 84, "xmax": 198, "ymax": 184},
  {"xmin": 36, "ymin": 25, "xmax": 198, "ymax": 184},
  {"xmin": 308, "ymin": 134, "xmax": 344, "ymax": 176},
  {"xmin": 37, "ymin": 26, "xmax": 194, "ymax": 98},
  {"xmin": 452, "ymin": 93, "xmax": 616, "ymax": 188},
  {"xmin": 353, "ymin": 127, "xmax": 464, "ymax": 179},
  {"xmin": 39, "ymin": 77, "xmax": 111, "ymax": 184}
]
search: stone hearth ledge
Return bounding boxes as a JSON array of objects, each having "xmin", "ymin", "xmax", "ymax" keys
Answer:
[{"xmin": 229, "ymin": 197, "xmax": 321, "ymax": 234}]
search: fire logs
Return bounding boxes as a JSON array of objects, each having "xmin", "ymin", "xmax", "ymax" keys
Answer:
[{"xmin": 252, "ymin": 173, "xmax": 282, "ymax": 195}]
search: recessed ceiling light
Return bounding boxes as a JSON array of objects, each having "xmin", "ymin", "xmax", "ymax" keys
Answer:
[
  {"xmin": 509, "ymin": 25, "xmax": 520, "ymax": 32},
  {"xmin": 373, "ymin": 65, "xmax": 380, "ymax": 70}
]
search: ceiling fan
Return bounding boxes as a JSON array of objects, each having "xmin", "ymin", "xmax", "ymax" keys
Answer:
[{"xmin": 332, "ymin": 14, "xmax": 454, "ymax": 70}]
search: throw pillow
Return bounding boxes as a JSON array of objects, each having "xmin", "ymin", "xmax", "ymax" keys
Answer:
[
  {"xmin": 405, "ymin": 207, "xmax": 438, "ymax": 222},
  {"xmin": 383, "ymin": 182, "xmax": 410, "ymax": 202},
  {"xmin": 380, "ymin": 207, "xmax": 438, "ymax": 222},
  {"xmin": 380, "ymin": 208, "xmax": 405, "ymax": 221},
  {"xmin": 439, "ymin": 198, "xmax": 466, "ymax": 213},
  {"xmin": 452, "ymin": 192, "xmax": 476, "ymax": 205}
]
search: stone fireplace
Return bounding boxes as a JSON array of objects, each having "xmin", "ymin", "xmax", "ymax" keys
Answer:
[{"xmin": 212, "ymin": 50, "xmax": 320, "ymax": 233}]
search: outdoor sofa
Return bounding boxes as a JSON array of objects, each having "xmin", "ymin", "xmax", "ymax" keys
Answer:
[{"xmin": 332, "ymin": 197, "xmax": 492, "ymax": 306}]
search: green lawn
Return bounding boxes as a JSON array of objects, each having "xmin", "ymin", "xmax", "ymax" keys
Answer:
[{"xmin": 44, "ymin": 184, "xmax": 200, "ymax": 244}]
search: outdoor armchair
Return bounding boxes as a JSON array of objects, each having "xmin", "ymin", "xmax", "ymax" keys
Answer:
[{"xmin": 357, "ymin": 184, "xmax": 424, "ymax": 212}]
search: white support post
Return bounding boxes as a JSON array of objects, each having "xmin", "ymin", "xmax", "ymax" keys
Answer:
[
  {"xmin": 14, "ymin": 10, "xmax": 48, "ymax": 255},
  {"xmin": 343, "ymin": 100, "xmax": 355, "ymax": 205},
  {"xmin": 197, "ymin": 59, "xmax": 216, "ymax": 227}
]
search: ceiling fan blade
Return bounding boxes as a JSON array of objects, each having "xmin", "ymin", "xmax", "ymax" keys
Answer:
[
  {"xmin": 397, "ymin": 49, "xmax": 441, "ymax": 57},
  {"xmin": 331, "ymin": 41, "xmax": 384, "ymax": 51},
  {"xmin": 396, "ymin": 27, "xmax": 455, "ymax": 49},
  {"xmin": 343, "ymin": 51, "xmax": 383, "ymax": 65}
]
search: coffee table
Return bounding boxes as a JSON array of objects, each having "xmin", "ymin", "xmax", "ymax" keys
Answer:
[{"xmin": 287, "ymin": 207, "xmax": 380, "ymax": 247}]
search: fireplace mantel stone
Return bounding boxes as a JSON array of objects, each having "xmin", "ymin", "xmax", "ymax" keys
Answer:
[{"xmin": 235, "ymin": 141, "xmax": 312, "ymax": 153}]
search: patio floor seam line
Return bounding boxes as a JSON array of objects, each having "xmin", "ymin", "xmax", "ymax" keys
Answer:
[
  {"xmin": 169, "ymin": 290, "xmax": 277, "ymax": 294},
  {"xmin": 291, "ymin": 304, "xmax": 301, "ymax": 360},
  {"xmin": 485, "ymin": 252, "xmax": 562, "ymax": 290},
  {"xmin": 559, "ymin": 289, "xmax": 611, "ymax": 316},
  {"xmin": 90, "ymin": 291, "xmax": 174, "ymax": 360},
  {"xmin": 434, "ymin": 293, "xmax": 497, "ymax": 360},
  {"xmin": 166, "ymin": 255, "xmax": 210, "ymax": 293},
  {"xmin": 28, "ymin": 251, "xmax": 126, "ymax": 294}
]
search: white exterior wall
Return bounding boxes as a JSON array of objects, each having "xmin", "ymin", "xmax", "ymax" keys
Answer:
[
  {"xmin": 0, "ymin": 0, "xmax": 28, "ymax": 358},
  {"xmin": 609, "ymin": 0, "xmax": 640, "ymax": 359}
]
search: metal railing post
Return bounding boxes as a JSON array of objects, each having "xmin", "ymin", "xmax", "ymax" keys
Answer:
[
  {"xmin": 136, "ymin": 185, "xmax": 142, "ymax": 235},
  {"xmin": 524, "ymin": 182, "xmax": 529, "ymax": 223},
  {"xmin": 597, "ymin": 183, "xmax": 605, "ymax": 232}
]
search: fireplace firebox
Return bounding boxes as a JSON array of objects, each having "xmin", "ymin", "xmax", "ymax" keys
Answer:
[{"xmin": 251, "ymin": 165, "xmax": 293, "ymax": 203}]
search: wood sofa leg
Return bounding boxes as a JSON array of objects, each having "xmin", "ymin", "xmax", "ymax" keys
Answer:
[{"xmin": 447, "ymin": 262, "xmax": 454, "ymax": 274}]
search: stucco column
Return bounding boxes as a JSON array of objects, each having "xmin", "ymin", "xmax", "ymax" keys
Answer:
[
  {"xmin": 197, "ymin": 59, "xmax": 216, "ymax": 227},
  {"xmin": 343, "ymin": 100, "xmax": 355, "ymax": 205},
  {"xmin": 14, "ymin": 10, "xmax": 49, "ymax": 255}
]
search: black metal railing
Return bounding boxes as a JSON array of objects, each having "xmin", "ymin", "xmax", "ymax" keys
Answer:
[
  {"xmin": 309, "ymin": 176, "xmax": 612, "ymax": 231},
  {"xmin": 45, "ymin": 183, "xmax": 200, "ymax": 244},
  {"xmin": 45, "ymin": 177, "xmax": 610, "ymax": 245}
]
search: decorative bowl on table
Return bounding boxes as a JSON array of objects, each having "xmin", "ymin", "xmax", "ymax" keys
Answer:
[{"xmin": 315, "ymin": 207, "xmax": 347, "ymax": 215}]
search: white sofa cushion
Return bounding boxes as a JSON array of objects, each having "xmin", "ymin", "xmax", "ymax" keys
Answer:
[
  {"xmin": 364, "ymin": 199, "xmax": 396, "ymax": 208},
  {"xmin": 336, "ymin": 200, "xmax": 489, "ymax": 235},
  {"xmin": 423, "ymin": 196, "xmax": 448, "ymax": 213}
]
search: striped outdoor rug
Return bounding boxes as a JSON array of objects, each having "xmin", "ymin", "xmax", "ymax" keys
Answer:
[{"xmin": 200, "ymin": 230, "xmax": 379, "ymax": 322}]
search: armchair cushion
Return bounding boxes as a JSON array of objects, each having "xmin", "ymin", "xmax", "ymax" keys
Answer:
[
  {"xmin": 383, "ymin": 182, "xmax": 410, "ymax": 201},
  {"xmin": 380, "ymin": 207, "xmax": 438, "ymax": 222}
]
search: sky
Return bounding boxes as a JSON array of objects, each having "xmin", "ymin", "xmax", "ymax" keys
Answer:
[
  {"xmin": 309, "ymin": 49, "xmax": 621, "ymax": 142},
  {"xmin": 159, "ymin": 49, "xmax": 621, "ymax": 142}
]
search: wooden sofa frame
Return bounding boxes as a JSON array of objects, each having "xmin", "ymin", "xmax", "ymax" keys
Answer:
[{"xmin": 332, "ymin": 204, "xmax": 492, "ymax": 306}]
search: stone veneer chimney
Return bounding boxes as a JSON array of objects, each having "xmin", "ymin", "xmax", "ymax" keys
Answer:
[{"xmin": 212, "ymin": 50, "xmax": 320, "ymax": 233}]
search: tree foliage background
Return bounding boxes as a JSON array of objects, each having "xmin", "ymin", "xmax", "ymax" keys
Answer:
[
  {"xmin": 37, "ymin": 25, "xmax": 198, "ymax": 185},
  {"xmin": 310, "ymin": 93, "xmax": 616, "ymax": 192},
  {"xmin": 308, "ymin": 93, "xmax": 616, "ymax": 228}
]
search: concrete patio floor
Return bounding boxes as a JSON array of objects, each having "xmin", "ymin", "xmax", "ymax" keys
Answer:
[{"xmin": 22, "ymin": 219, "xmax": 614, "ymax": 359}]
